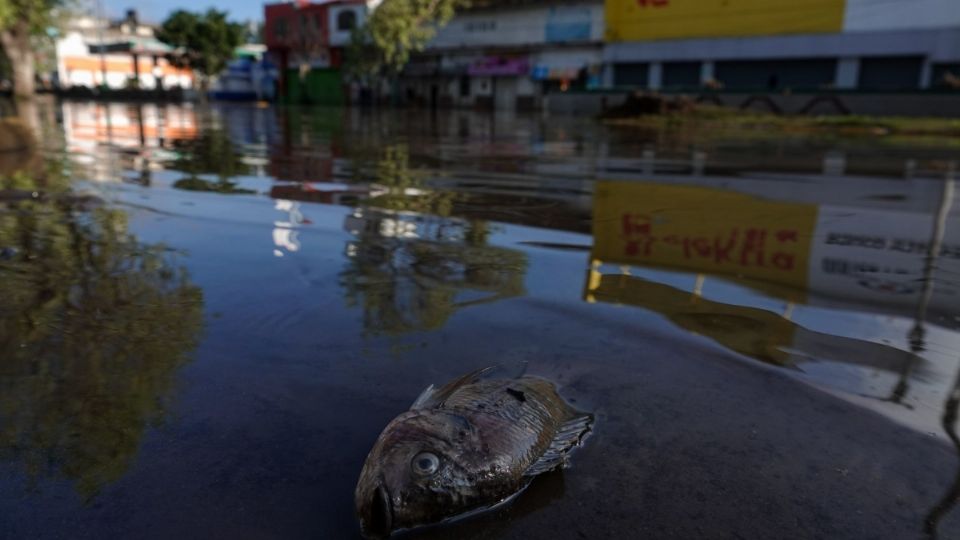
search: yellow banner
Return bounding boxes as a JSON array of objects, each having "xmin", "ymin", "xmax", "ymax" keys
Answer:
[
  {"xmin": 592, "ymin": 181, "xmax": 818, "ymax": 289},
  {"xmin": 606, "ymin": 0, "xmax": 846, "ymax": 42}
]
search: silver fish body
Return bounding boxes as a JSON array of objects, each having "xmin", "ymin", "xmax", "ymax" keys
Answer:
[{"xmin": 355, "ymin": 368, "xmax": 593, "ymax": 538}]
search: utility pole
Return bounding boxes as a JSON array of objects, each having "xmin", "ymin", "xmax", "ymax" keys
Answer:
[{"xmin": 96, "ymin": 0, "xmax": 107, "ymax": 88}]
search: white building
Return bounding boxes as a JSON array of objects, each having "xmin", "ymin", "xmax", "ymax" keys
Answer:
[
  {"xmin": 603, "ymin": 0, "xmax": 960, "ymax": 91},
  {"xmin": 401, "ymin": 0, "xmax": 604, "ymax": 110},
  {"xmin": 55, "ymin": 13, "xmax": 194, "ymax": 90}
]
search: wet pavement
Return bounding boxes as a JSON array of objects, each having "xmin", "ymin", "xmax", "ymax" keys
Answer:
[{"xmin": 1, "ymin": 100, "xmax": 959, "ymax": 539}]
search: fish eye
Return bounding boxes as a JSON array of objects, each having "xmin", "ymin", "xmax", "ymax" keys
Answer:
[{"xmin": 411, "ymin": 452, "xmax": 440, "ymax": 476}]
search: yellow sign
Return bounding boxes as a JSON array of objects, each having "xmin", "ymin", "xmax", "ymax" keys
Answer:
[
  {"xmin": 592, "ymin": 181, "xmax": 818, "ymax": 289},
  {"xmin": 606, "ymin": 0, "xmax": 846, "ymax": 42}
]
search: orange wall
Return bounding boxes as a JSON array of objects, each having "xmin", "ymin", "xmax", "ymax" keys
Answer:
[{"xmin": 64, "ymin": 56, "xmax": 192, "ymax": 77}]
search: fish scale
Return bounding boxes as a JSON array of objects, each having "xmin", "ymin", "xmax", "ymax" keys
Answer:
[{"xmin": 442, "ymin": 379, "xmax": 566, "ymax": 473}]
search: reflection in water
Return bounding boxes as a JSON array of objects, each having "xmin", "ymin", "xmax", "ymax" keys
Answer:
[
  {"xmin": 589, "ymin": 174, "xmax": 960, "ymax": 536},
  {"xmin": 341, "ymin": 207, "xmax": 526, "ymax": 336},
  {"xmin": 586, "ymin": 268, "xmax": 922, "ymax": 374},
  {"xmin": 928, "ymin": 365, "xmax": 960, "ymax": 539},
  {"xmin": 273, "ymin": 199, "xmax": 306, "ymax": 257},
  {"xmin": 12, "ymin": 101, "xmax": 960, "ymax": 537},
  {"xmin": 171, "ymin": 127, "xmax": 254, "ymax": 194},
  {"xmin": 0, "ymin": 168, "xmax": 203, "ymax": 499},
  {"xmin": 923, "ymin": 178, "xmax": 959, "ymax": 539},
  {"xmin": 406, "ymin": 470, "xmax": 567, "ymax": 540},
  {"xmin": 363, "ymin": 145, "xmax": 455, "ymax": 216},
  {"xmin": 61, "ymin": 102, "xmax": 198, "ymax": 185},
  {"xmin": 339, "ymin": 143, "xmax": 527, "ymax": 336},
  {"xmin": 589, "ymin": 178, "xmax": 959, "ymax": 360}
]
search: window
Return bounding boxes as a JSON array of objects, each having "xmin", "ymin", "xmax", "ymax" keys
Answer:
[
  {"xmin": 275, "ymin": 17, "xmax": 288, "ymax": 39},
  {"xmin": 337, "ymin": 10, "xmax": 357, "ymax": 31},
  {"xmin": 715, "ymin": 59, "xmax": 836, "ymax": 91},
  {"xmin": 614, "ymin": 63, "xmax": 649, "ymax": 87},
  {"xmin": 663, "ymin": 62, "xmax": 701, "ymax": 89},
  {"xmin": 858, "ymin": 57, "xmax": 923, "ymax": 91},
  {"xmin": 465, "ymin": 20, "xmax": 496, "ymax": 32},
  {"xmin": 459, "ymin": 76, "xmax": 470, "ymax": 97}
]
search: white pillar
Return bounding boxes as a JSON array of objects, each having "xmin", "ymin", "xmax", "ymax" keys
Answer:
[
  {"xmin": 919, "ymin": 59, "xmax": 933, "ymax": 89},
  {"xmin": 700, "ymin": 61, "xmax": 715, "ymax": 85},
  {"xmin": 823, "ymin": 151, "xmax": 847, "ymax": 176},
  {"xmin": 601, "ymin": 63, "xmax": 614, "ymax": 89},
  {"xmin": 836, "ymin": 57, "xmax": 860, "ymax": 89},
  {"xmin": 649, "ymin": 62, "xmax": 663, "ymax": 90}
]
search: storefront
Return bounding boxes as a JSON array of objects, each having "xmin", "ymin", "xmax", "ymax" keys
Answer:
[
  {"xmin": 466, "ymin": 56, "xmax": 533, "ymax": 110},
  {"xmin": 531, "ymin": 48, "xmax": 603, "ymax": 93}
]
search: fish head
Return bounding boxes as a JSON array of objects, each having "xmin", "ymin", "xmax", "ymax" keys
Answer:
[{"xmin": 355, "ymin": 410, "xmax": 479, "ymax": 538}]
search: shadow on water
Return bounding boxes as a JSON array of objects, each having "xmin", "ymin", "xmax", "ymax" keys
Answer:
[
  {"xmin": 396, "ymin": 470, "xmax": 567, "ymax": 540},
  {"xmin": 0, "ymin": 149, "xmax": 204, "ymax": 500}
]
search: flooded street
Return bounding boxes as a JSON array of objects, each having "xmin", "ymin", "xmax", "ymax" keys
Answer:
[{"xmin": 2, "ymin": 101, "xmax": 960, "ymax": 539}]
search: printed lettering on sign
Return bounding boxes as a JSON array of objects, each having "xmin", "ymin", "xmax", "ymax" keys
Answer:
[
  {"xmin": 621, "ymin": 214, "xmax": 801, "ymax": 271},
  {"xmin": 593, "ymin": 182, "xmax": 818, "ymax": 289}
]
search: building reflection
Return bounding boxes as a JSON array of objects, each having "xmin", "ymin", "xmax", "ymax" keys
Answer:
[
  {"xmin": 585, "ymin": 168, "xmax": 959, "ymax": 536},
  {"xmin": 586, "ymin": 173, "xmax": 959, "ymax": 392},
  {"xmin": 59, "ymin": 101, "xmax": 278, "ymax": 186},
  {"xmin": 61, "ymin": 101, "xmax": 198, "ymax": 184},
  {"xmin": 0, "ymin": 168, "xmax": 203, "ymax": 499},
  {"xmin": 586, "ymin": 269, "xmax": 923, "ymax": 374},
  {"xmin": 273, "ymin": 199, "xmax": 305, "ymax": 257}
]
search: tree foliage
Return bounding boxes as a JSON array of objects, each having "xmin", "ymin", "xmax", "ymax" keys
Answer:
[
  {"xmin": 0, "ymin": 0, "xmax": 69, "ymax": 97},
  {"xmin": 346, "ymin": 0, "xmax": 468, "ymax": 81},
  {"xmin": 339, "ymin": 145, "xmax": 526, "ymax": 336},
  {"xmin": 156, "ymin": 9, "xmax": 245, "ymax": 86},
  {"xmin": 0, "ymin": 0, "xmax": 63, "ymax": 32},
  {"xmin": 169, "ymin": 126, "xmax": 253, "ymax": 194},
  {"xmin": 0, "ymin": 169, "xmax": 204, "ymax": 499}
]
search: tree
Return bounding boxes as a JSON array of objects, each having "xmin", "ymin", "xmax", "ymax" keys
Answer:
[
  {"xmin": 170, "ymin": 126, "xmax": 254, "ymax": 194},
  {"xmin": 345, "ymin": 0, "xmax": 468, "ymax": 83},
  {"xmin": 0, "ymin": 169, "xmax": 203, "ymax": 499},
  {"xmin": 0, "ymin": 0, "xmax": 66, "ymax": 99},
  {"xmin": 156, "ymin": 9, "xmax": 245, "ymax": 91},
  {"xmin": 339, "ymin": 145, "xmax": 526, "ymax": 336}
]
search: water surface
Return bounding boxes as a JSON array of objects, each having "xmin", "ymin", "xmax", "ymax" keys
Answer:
[{"xmin": 1, "ymin": 101, "xmax": 959, "ymax": 539}]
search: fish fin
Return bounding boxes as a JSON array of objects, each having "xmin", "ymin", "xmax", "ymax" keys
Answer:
[
  {"xmin": 410, "ymin": 384, "xmax": 436, "ymax": 410},
  {"xmin": 410, "ymin": 367, "xmax": 497, "ymax": 410},
  {"xmin": 523, "ymin": 413, "xmax": 594, "ymax": 477}
]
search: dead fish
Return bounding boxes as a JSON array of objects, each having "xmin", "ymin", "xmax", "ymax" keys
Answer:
[{"xmin": 355, "ymin": 367, "xmax": 593, "ymax": 538}]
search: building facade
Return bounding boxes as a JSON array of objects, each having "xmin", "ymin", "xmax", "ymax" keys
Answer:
[
  {"xmin": 55, "ymin": 12, "xmax": 193, "ymax": 90},
  {"xmin": 402, "ymin": 0, "xmax": 604, "ymax": 110},
  {"xmin": 604, "ymin": 0, "xmax": 960, "ymax": 91},
  {"xmin": 264, "ymin": 0, "xmax": 369, "ymax": 104}
]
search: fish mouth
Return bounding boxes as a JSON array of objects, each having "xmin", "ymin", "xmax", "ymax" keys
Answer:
[{"xmin": 363, "ymin": 483, "xmax": 393, "ymax": 539}]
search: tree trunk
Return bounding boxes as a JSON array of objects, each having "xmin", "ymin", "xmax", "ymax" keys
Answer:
[{"xmin": 0, "ymin": 24, "xmax": 36, "ymax": 99}]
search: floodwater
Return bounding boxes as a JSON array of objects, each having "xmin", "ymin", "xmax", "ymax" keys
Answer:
[{"xmin": 1, "ymin": 100, "xmax": 959, "ymax": 539}]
